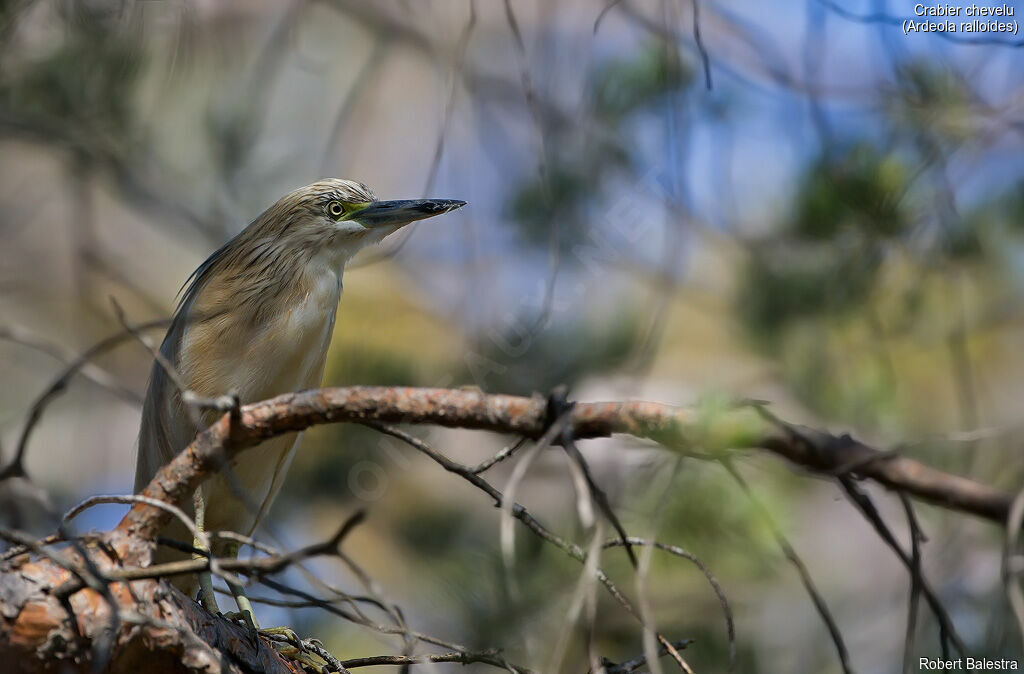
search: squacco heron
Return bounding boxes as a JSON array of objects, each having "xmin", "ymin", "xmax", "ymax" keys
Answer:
[{"xmin": 134, "ymin": 178, "xmax": 464, "ymax": 628}]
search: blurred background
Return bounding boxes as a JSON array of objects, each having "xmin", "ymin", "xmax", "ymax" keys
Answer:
[{"xmin": 1, "ymin": 0, "xmax": 1023, "ymax": 671}]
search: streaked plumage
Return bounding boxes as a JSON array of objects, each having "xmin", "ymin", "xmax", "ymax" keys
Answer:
[{"xmin": 134, "ymin": 178, "xmax": 464, "ymax": 598}]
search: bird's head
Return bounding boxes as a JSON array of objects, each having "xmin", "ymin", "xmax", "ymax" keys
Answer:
[
  {"xmin": 178, "ymin": 179, "xmax": 464, "ymax": 316},
  {"xmin": 260, "ymin": 178, "xmax": 466, "ymax": 261}
]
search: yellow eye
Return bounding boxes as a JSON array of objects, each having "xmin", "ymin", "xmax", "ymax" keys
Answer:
[{"xmin": 326, "ymin": 200, "xmax": 345, "ymax": 218}]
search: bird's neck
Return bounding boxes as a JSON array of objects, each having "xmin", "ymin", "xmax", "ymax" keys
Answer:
[{"xmin": 302, "ymin": 246, "xmax": 349, "ymax": 298}]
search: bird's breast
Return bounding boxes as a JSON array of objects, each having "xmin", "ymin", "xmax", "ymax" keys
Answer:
[
  {"xmin": 180, "ymin": 264, "xmax": 343, "ymax": 404},
  {"xmin": 144, "ymin": 250, "xmax": 347, "ymax": 543}
]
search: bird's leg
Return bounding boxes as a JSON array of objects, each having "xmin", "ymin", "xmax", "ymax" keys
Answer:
[
  {"xmin": 220, "ymin": 540, "xmax": 261, "ymax": 633},
  {"xmin": 192, "ymin": 491, "xmax": 220, "ymax": 613},
  {"xmin": 217, "ymin": 542, "xmax": 322, "ymax": 667},
  {"xmin": 218, "ymin": 542, "xmax": 292, "ymax": 638}
]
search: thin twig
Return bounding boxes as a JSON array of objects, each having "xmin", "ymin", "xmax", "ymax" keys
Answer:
[
  {"xmin": 337, "ymin": 649, "xmax": 531, "ymax": 672},
  {"xmin": 605, "ymin": 537, "xmax": 734, "ymax": 668},
  {"xmin": 838, "ymin": 476, "xmax": 965, "ymax": 657},
  {"xmin": 602, "ymin": 638, "xmax": 695, "ymax": 674},
  {"xmin": 2, "ymin": 318, "xmax": 171, "ymax": 481},
  {"xmin": 563, "ymin": 435, "xmax": 638, "ymax": 567},
  {"xmin": 723, "ymin": 459, "xmax": 853, "ymax": 674},
  {"xmin": 364, "ymin": 421, "xmax": 693, "ymax": 673},
  {"xmin": 690, "ymin": 0, "xmax": 713, "ymax": 89},
  {"xmin": 1003, "ymin": 484, "xmax": 1024, "ymax": 641},
  {"xmin": 0, "ymin": 325, "xmax": 140, "ymax": 405},
  {"xmin": 900, "ymin": 493, "xmax": 925, "ymax": 674},
  {"xmin": 470, "ymin": 436, "xmax": 529, "ymax": 474}
]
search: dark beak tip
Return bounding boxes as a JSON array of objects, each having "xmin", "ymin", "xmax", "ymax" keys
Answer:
[{"xmin": 429, "ymin": 199, "xmax": 466, "ymax": 214}]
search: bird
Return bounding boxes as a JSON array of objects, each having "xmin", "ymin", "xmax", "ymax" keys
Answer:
[{"xmin": 134, "ymin": 178, "xmax": 465, "ymax": 629}]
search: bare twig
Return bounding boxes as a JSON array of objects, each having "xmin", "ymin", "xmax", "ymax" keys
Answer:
[
  {"xmin": 1003, "ymin": 485, "xmax": 1024, "ymax": 641},
  {"xmin": 2, "ymin": 318, "xmax": 171, "ymax": 481},
  {"xmin": 723, "ymin": 459, "xmax": 852, "ymax": 674},
  {"xmin": 110, "ymin": 298, "xmax": 236, "ymax": 418},
  {"xmin": 601, "ymin": 638, "xmax": 695, "ymax": 674},
  {"xmin": 470, "ymin": 436, "xmax": 529, "ymax": 473},
  {"xmin": 337, "ymin": 649, "xmax": 531, "ymax": 672},
  {"xmin": 838, "ymin": 476, "xmax": 964, "ymax": 656},
  {"xmin": 104, "ymin": 511, "xmax": 365, "ymax": 584},
  {"xmin": 360, "ymin": 421, "xmax": 691, "ymax": 671},
  {"xmin": 690, "ymin": 0, "xmax": 713, "ymax": 89},
  {"xmin": 900, "ymin": 493, "xmax": 925, "ymax": 674},
  {"xmin": 563, "ymin": 435, "xmax": 638, "ymax": 567},
  {"xmin": 605, "ymin": 537, "xmax": 734, "ymax": 668},
  {"xmin": 0, "ymin": 325, "xmax": 140, "ymax": 405}
]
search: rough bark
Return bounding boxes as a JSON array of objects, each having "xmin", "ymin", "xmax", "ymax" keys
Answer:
[{"xmin": 1, "ymin": 542, "xmax": 298, "ymax": 673}]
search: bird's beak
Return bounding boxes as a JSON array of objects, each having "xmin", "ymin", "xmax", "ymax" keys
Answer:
[{"xmin": 357, "ymin": 199, "xmax": 466, "ymax": 228}]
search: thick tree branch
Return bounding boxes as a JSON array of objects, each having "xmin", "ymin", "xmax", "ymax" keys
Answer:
[
  {"xmin": 115, "ymin": 386, "xmax": 1013, "ymax": 565},
  {"xmin": 0, "ymin": 553, "xmax": 300, "ymax": 674}
]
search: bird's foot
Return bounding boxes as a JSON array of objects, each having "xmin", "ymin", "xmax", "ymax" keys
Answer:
[
  {"xmin": 256, "ymin": 626, "xmax": 338, "ymax": 672},
  {"xmin": 218, "ymin": 556, "xmax": 340, "ymax": 669},
  {"xmin": 220, "ymin": 608, "xmax": 260, "ymax": 637},
  {"xmin": 219, "ymin": 610, "xmax": 304, "ymax": 647},
  {"xmin": 220, "ymin": 615, "xmax": 301, "ymax": 655}
]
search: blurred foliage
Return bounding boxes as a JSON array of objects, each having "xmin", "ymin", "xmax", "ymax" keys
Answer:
[
  {"xmin": 962, "ymin": 180, "xmax": 1024, "ymax": 253},
  {"xmin": 507, "ymin": 43, "xmax": 691, "ymax": 249},
  {"xmin": 732, "ymin": 116, "xmax": 1023, "ymax": 430},
  {"xmin": 626, "ymin": 456, "xmax": 799, "ymax": 576},
  {"xmin": 0, "ymin": 4, "xmax": 143, "ymax": 155},
  {"xmin": 283, "ymin": 346, "xmax": 421, "ymax": 507},
  {"xmin": 887, "ymin": 61, "xmax": 976, "ymax": 146},
  {"xmin": 792, "ymin": 144, "xmax": 908, "ymax": 241},
  {"xmin": 463, "ymin": 311, "xmax": 643, "ymax": 395},
  {"xmin": 737, "ymin": 143, "xmax": 906, "ymax": 343},
  {"xmin": 738, "ymin": 241, "xmax": 882, "ymax": 337},
  {"xmin": 592, "ymin": 43, "xmax": 692, "ymax": 122}
]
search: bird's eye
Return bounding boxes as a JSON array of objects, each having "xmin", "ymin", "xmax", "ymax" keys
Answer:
[{"xmin": 326, "ymin": 200, "xmax": 345, "ymax": 218}]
